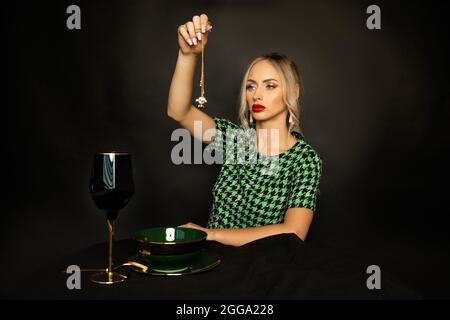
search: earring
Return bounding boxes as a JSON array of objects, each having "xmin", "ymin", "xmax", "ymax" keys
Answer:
[
  {"xmin": 288, "ymin": 113, "xmax": 293, "ymax": 124},
  {"xmin": 249, "ymin": 113, "xmax": 253, "ymax": 124}
]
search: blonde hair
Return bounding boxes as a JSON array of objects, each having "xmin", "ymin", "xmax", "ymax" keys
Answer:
[{"xmin": 238, "ymin": 52, "xmax": 303, "ymax": 134}]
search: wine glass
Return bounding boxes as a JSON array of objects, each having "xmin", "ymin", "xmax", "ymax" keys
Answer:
[{"xmin": 89, "ymin": 152, "xmax": 135, "ymax": 284}]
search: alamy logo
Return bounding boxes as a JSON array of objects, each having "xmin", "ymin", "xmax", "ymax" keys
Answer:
[
  {"xmin": 366, "ymin": 5, "xmax": 381, "ymax": 30},
  {"xmin": 366, "ymin": 265, "xmax": 381, "ymax": 290},
  {"xmin": 66, "ymin": 5, "xmax": 81, "ymax": 30},
  {"xmin": 170, "ymin": 122, "xmax": 281, "ymax": 175},
  {"xmin": 66, "ymin": 265, "xmax": 81, "ymax": 290}
]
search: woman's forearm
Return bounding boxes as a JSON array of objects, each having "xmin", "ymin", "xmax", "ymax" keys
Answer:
[
  {"xmin": 167, "ymin": 50, "xmax": 199, "ymax": 121},
  {"xmin": 210, "ymin": 223, "xmax": 296, "ymax": 247}
]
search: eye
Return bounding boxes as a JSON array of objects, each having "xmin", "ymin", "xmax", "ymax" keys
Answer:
[
  {"xmin": 246, "ymin": 85, "xmax": 255, "ymax": 91},
  {"xmin": 266, "ymin": 84, "xmax": 276, "ymax": 89}
]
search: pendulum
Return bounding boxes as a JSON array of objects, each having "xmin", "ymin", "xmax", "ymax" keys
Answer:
[{"xmin": 195, "ymin": 30, "xmax": 207, "ymax": 109}]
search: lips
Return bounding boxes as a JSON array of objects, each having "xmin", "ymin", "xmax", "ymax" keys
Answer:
[{"xmin": 252, "ymin": 104, "xmax": 266, "ymax": 112}]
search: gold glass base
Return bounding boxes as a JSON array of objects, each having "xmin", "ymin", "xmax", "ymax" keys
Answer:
[{"xmin": 90, "ymin": 271, "xmax": 127, "ymax": 285}]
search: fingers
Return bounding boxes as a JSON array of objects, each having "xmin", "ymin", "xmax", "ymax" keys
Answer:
[
  {"xmin": 178, "ymin": 222, "xmax": 192, "ymax": 227},
  {"xmin": 200, "ymin": 14, "xmax": 208, "ymax": 33},
  {"xmin": 200, "ymin": 14, "xmax": 213, "ymax": 35},
  {"xmin": 185, "ymin": 21, "xmax": 197, "ymax": 46},
  {"xmin": 178, "ymin": 14, "xmax": 213, "ymax": 47},
  {"xmin": 200, "ymin": 14, "xmax": 213, "ymax": 33},
  {"xmin": 178, "ymin": 25, "xmax": 192, "ymax": 46},
  {"xmin": 178, "ymin": 222, "xmax": 200, "ymax": 229},
  {"xmin": 193, "ymin": 15, "xmax": 202, "ymax": 41}
]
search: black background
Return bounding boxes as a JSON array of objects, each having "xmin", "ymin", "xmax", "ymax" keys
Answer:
[{"xmin": 2, "ymin": 0, "xmax": 449, "ymax": 299}]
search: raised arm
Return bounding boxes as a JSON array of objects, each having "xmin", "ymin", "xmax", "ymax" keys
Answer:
[{"xmin": 167, "ymin": 14, "xmax": 216, "ymax": 144}]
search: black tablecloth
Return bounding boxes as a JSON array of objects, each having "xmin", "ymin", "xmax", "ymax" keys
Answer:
[{"xmin": 5, "ymin": 234, "xmax": 420, "ymax": 299}]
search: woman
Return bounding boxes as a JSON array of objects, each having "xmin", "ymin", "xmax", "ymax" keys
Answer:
[{"xmin": 168, "ymin": 14, "xmax": 322, "ymax": 247}]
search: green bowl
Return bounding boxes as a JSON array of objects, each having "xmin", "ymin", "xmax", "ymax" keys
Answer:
[{"xmin": 133, "ymin": 227, "xmax": 207, "ymax": 255}]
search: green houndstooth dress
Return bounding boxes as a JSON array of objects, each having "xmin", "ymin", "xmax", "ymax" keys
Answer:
[{"xmin": 206, "ymin": 117, "xmax": 323, "ymax": 229}]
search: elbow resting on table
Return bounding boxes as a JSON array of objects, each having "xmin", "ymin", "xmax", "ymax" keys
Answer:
[{"xmin": 283, "ymin": 224, "xmax": 306, "ymax": 241}]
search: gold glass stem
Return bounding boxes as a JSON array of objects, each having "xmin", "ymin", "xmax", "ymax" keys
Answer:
[
  {"xmin": 107, "ymin": 219, "xmax": 114, "ymax": 281},
  {"xmin": 90, "ymin": 216, "xmax": 127, "ymax": 284}
]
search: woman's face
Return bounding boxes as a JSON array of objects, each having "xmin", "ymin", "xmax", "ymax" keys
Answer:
[{"xmin": 246, "ymin": 60, "xmax": 286, "ymax": 123}]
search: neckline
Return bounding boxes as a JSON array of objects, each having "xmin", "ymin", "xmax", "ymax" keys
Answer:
[{"xmin": 256, "ymin": 131, "xmax": 302, "ymax": 158}]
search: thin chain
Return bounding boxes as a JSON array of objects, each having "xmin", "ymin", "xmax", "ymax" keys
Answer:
[
  {"xmin": 201, "ymin": 37, "xmax": 205, "ymax": 97},
  {"xmin": 195, "ymin": 35, "xmax": 207, "ymax": 108}
]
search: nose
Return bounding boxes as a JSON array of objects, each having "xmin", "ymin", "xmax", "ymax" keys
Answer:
[{"xmin": 253, "ymin": 89, "xmax": 262, "ymax": 102}]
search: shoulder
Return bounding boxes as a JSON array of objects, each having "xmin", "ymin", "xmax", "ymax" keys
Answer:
[
  {"xmin": 291, "ymin": 138, "xmax": 323, "ymax": 171},
  {"xmin": 210, "ymin": 117, "xmax": 242, "ymax": 153},
  {"xmin": 213, "ymin": 117, "xmax": 240, "ymax": 132}
]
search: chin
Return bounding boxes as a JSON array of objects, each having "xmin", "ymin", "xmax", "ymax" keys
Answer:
[{"xmin": 252, "ymin": 112, "xmax": 271, "ymax": 121}]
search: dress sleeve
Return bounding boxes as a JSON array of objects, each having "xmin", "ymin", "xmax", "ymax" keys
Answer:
[{"xmin": 287, "ymin": 151, "xmax": 323, "ymax": 213}]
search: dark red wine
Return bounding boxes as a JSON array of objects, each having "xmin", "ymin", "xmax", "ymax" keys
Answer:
[{"xmin": 91, "ymin": 190, "xmax": 134, "ymax": 220}]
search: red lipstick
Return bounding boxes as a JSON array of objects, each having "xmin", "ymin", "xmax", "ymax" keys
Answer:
[{"xmin": 252, "ymin": 104, "xmax": 265, "ymax": 112}]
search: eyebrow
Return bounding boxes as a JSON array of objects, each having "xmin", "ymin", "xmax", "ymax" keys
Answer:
[{"xmin": 247, "ymin": 78, "xmax": 279, "ymax": 83}]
